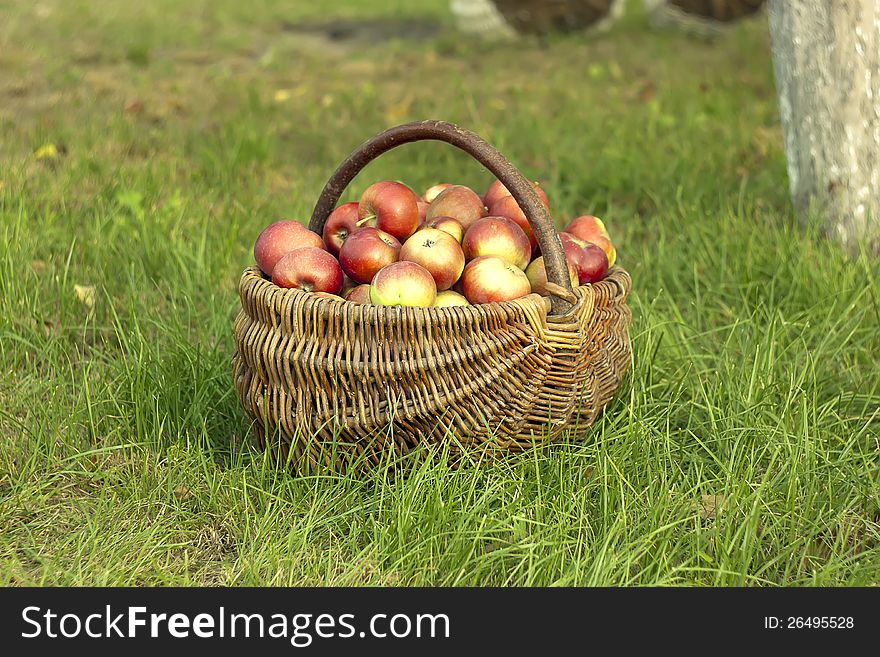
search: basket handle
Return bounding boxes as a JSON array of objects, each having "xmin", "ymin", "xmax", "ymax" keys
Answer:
[{"xmin": 308, "ymin": 120, "xmax": 574, "ymax": 315}]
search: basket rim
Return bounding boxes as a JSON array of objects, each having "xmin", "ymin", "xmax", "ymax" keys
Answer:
[{"xmin": 238, "ymin": 264, "xmax": 631, "ymax": 325}]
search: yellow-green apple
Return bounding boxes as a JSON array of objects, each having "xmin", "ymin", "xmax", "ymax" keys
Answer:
[
  {"xmin": 370, "ymin": 261, "xmax": 437, "ymax": 307},
  {"xmin": 482, "ymin": 179, "xmax": 549, "ymax": 211},
  {"xmin": 426, "ymin": 185, "xmax": 485, "ymax": 231},
  {"xmin": 486, "ymin": 195, "xmax": 538, "ymax": 252},
  {"xmin": 525, "ymin": 256, "xmax": 578, "ymax": 296},
  {"xmin": 462, "ymin": 216, "xmax": 531, "ymax": 270},
  {"xmin": 460, "ymin": 256, "xmax": 531, "ymax": 304},
  {"xmin": 271, "ymin": 247, "xmax": 343, "ymax": 293},
  {"xmin": 421, "ymin": 215, "xmax": 464, "ymax": 243},
  {"xmin": 254, "ymin": 220, "xmax": 325, "ymax": 276},
  {"xmin": 344, "ymin": 284, "xmax": 372, "ymax": 304},
  {"xmin": 322, "ymin": 202, "xmax": 360, "ymax": 256},
  {"xmin": 423, "ymin": 183, "xmax": 453, "ymax": 203},
  {"xmin": 358, "ymin": 181, "xmax": 420, "ymax": 240},
  {"xmin": 433, "ymin": 290, "xmax": 469, "ymax": 307},
  {"xmin": 563, "ymin": 215, "xmax": 616, "ymax": 266},
  {"xmin": 399, "ymin": 227, "xmax": 465, "ymax": 291},
  {"xmin": 338, "ymin": 227, "xmax": 401, "ymax": 283}
]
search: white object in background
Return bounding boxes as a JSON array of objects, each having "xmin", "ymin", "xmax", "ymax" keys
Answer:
[{"xmin": 450, "ymin": 0, "xmax": 518, "ymax": 39}]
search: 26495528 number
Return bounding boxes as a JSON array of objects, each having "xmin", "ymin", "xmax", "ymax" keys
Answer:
[{"xmin": 787, "ymin": 617, "xmax": 853, "ymax": 629}]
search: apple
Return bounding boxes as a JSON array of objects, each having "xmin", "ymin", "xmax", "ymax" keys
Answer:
[
  {"xmin": 559, "ymin": 232, "xmax": 609, "ymax": 284},
  {"xmin": 338, "ymin": 227, "xmax": 401, "ymax": 283},
  {"xmin": 423, "ymin": 183, "xmax": 453, "ymax": 203},
  {"xmin": 486, "ymin": 195, "xmax": 538, "ymax": 252},
  {"xmin": 271, "ymin": 247, "xmax": 343, "ymax": 293},
  {"xmin": 399, "ymin": 227, "xmax": 465, "ymax": 291},
  {"xmin": 345, "ymin": 284, "xmax": 372, "ymax": 304},
  {"xmin": 461, "ymin": 216, "xmax": 531, "ymax": 270},
  {"xmin": 421, "ymin": 215, "xmax": 464, "ymax": 243},
  {"xmin": 459, "ymin": 256, "xmax": 531, "ymax": 304},
  {"xmin": 525, "ymin": 256, "xmax": 579, "ymax": 296},
  {"xmin": 340, "ymin": 274, "xmax": 358, "ymax": 297},
  {"xmin": 577, "ymin": 243, "xmax": 609, "ymax": 283},
  {"xmin": 370, "ymin": 261, "xmax": 437, "ymax": 307},
  {"xmin": 433, "ymin": 290, "xmax": 469, "ymax": 307},
  {"xmin": 426, "ymin": 185, "xmax": 485, "ymax": 231},
  {"xmin": 417, "ymin": 200, "xmax": 429, "ymax": 223},
  {"xmin": 254, "ymin": 220, "xmax": 325, "ymax": 276},
  {"xmin": 358, "ymin": 181, "xmax": 420, "ymax": 240},
  {"xmin": 322, "ymin": 202, "xmax": 360, "ymax": 256},
  {"xmin": 483, "ymin": 179, "xmax": 549, "ymax": 211},
  {"xmin": 563, "ymin": 215, "xmax": 616, "ymax": 266},
  {"xmin": 312, "ymin": 292, "xmax": 345, "ymax": 301}
]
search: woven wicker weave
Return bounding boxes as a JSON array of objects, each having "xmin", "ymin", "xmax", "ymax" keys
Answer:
[{"xmin": 232, "ymin": 121, "xmax": 632, "ymax": 472}]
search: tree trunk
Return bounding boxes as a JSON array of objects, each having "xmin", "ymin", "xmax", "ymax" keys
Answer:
[{"xmin": 767, "ymin": 1, "xmax": 880, "ymax": 255}]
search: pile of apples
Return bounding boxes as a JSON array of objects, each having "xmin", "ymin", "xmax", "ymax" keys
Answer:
[{"xmin": 253, "ymin": 180, "xmax": 617, "ymax": 308}]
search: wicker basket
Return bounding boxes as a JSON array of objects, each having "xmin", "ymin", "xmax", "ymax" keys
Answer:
[{"xmin": 232, "ymin": 120, "xmax": 632, "ymax": 472}]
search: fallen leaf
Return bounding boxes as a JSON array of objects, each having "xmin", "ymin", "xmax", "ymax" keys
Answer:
[
  {"xmin": 637, "ymin": 80, "xmax": 656, "ymax": 103},
  {"xmin": 699, "ymin": 494, "xmax": 725, "ymax": 520},
  {"xmin": 273, "ymin": 88, "xmax": 292, "ymax": 103},
  {"xmin": 174, "ymin": 485, "xmax": 193, "ymax": 501},
  {"xmin": 73, "ymin": 284, "xmax": 96, "ymax": 308},
  {"xmin": 34, "ymin": 143, "xmax": 59, "ymax": 160},
  {"xmin": 124, "ymin": 98, "xmax": 144, "ymax": 114}
]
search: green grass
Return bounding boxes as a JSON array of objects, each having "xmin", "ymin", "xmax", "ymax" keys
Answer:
[{"xmin": 1, "ymin": 0, "xmax": 878, "ymax": 586}]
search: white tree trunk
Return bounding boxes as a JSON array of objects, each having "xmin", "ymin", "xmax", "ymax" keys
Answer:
[{"xmin": 768, "ymin": 1, "xmax": 880, "ymax": 255}]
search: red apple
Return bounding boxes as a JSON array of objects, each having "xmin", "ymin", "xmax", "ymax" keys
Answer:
[
  {"xmin": 271, "ymin": 247, "xmax": 343, "ymax": 293},
  {"xmin": 358, "ymin": 181, "xmax": 420, "ymax": 240},
  {"xmin": 525, "ymin": 256, "xmax": 579, "ymax": 296},
  {"xmin": 483, "ymin": 179, "xmax": 549, "ymax": 211},
  {"xmin": 578, "ymin": 243, "xmax": 610, "ymax": 283},
  {"xmin": 433, "ymin": 290, "xmax": 469, "ymax": 307},
  {"xmin": 370, "ymin": 261, "xmax": 437, "ymax": 307},
  {"xmin": 486, "ymin": 195, "xmax": 538, "ymax": 252},
  {"xmin": 340, "ymin": 274, "xmax": 358, "ymax": 297},
  {"xmin": 254, "ymin": 220, "xmax": 324, "ymax": 276},
  {"xmin": 421, "ymin": 215, "xmax": 464, "ymax": 243},
  {"xmin": 312, "ymin": 292, "xmax": 345, "ymax": 301},
  {"xmin": 460, "ymin": 256, "xmax": 531, "ymax": 304},
  {"xmin": 399, "ymin": 227, "xmax": 465, "ymax": 291},
  {"xmin": 426, "ymin": 185, "xmax": 485, "ymax": 231},
  {"xmin": 417, "ymin": 200, "xmax": 429, "ymax": 223},
  {"xmin": 564, "ymin": 215, "xmax": 616, "ymax": 266},
  {"xmin": 423, "ymin": 183, "xmax": 454, "ymax": 203},
  {"xmin": 461, "ymin": 216, "xmax": 531, "ymax": 270},
  {"xmin": 338, "ymin": 227, "xmax": 401, "ymax": 284},
  {"xmin": 322, "ymin": 202, "xmax": 360, "ymax": 256},
  {"xmin": 345, "ymin": 284, "xmax": 372, "ymax": 304},
  {"xmin": 559, "ymin": 233, "xmax": 609, "ymax": 284}
]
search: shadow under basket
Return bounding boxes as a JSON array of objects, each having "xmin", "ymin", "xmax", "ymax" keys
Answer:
[{"xmin": 232, "ymin": 120, "xmax": 633, "ymax": 473}]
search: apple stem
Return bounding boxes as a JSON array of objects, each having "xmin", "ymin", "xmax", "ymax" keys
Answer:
[{"xmin": 357, "ymin": 215, "xmax": 375, "ymax": 226}]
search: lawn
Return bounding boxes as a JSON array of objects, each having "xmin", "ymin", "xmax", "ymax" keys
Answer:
[{"xmin": 1, "ymin": 0, "xmax": 878, "ymax": 586}]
